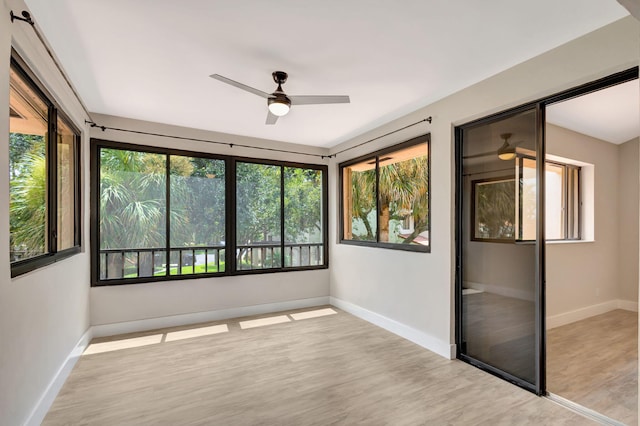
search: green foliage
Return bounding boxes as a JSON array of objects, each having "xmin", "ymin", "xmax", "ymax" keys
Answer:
[
  {"xmin": 9, "ymin": 133, "xmax": 43, "ymax": 178},
  {"xmin": 235, "ymin": 162, "xmax": 281, "ymax": 244},
  {"xmin": 99, "ymin": 149, "xmax": 166, "ymax": 249},
  {"xmin": 284, "ymin": 167, "xmax": 322, "ymax": 243},
  {"xmin": 170, "ymin": 156, "xmax": 225, "ymax": 246},
  {"xmin": 9, "ymin": 134, "xmax": 47, "ymax": 260},
  {"xmin": 10, "ymin": 141, "xmax": 47, "ymax": 259},
  {"xmin": 380, "ymin": 156, "xmax": 429, "ymax": 243}
]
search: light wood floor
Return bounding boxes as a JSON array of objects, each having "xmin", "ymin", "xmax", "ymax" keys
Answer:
[
  {"xmin": 547, "ymin": 309, "xmax": 638, "ymax": 425},
  {"xmin": 43, "ymin": 306, "xmax": 593, "ymax": 425}
]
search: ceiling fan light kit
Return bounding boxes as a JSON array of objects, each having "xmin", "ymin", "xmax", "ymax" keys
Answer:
[
  {"xmin": 210, "ymin": 70, "xmax": 350, "ymax": 125},
  {"xmin": 268, "ymin": 96, "xmax": 291, "ymax": 116}
]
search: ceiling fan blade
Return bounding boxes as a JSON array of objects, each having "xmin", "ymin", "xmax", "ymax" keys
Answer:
[
  {"xmin": 463, "ymin": 151, "xmax": 496, "ymax": 159},
  {"xmin": 265, "ymin": 111, "xmax": 279, "ymax": 125},
  {"xmin": 289, "ymin": 95, "xmax": 350, "ymax": 105},
  {"xmin": 210, "ymin": 74, "xmax": 272, "ymax": 99}
]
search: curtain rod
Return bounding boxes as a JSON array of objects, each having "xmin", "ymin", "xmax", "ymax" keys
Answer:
[
  {"xmin": 84, "ymin": 115, "xmax": 432, "ymax": 161},
  {"xmin": 85, "ymin": 122, "xmax": 332, "ymax": 159},
  {"xmin": 330, "ymin": 117, "xmax": 432, "ymax": 158}
]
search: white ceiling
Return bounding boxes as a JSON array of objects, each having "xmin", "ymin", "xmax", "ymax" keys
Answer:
[
  {"xmin": 547, "ymin": 80, "xmax": 639, "ymax": 144},
  {"xmin": 23, "ymin": 0, "xmax": 629, "ymax": 148}
]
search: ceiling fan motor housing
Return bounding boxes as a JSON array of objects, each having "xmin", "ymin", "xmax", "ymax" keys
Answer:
[{"xmin": 272, "ymin": 71, "xmax": 288, "ymax": 85}]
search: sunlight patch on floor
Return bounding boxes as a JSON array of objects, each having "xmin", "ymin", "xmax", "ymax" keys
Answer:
[
  {"xmin": 84, "ymin": 334, "xmax": 163, "ymax": 355},
  {"xmin": 290, "ymin": 308, "xmax": 337, "ymax": 320},
  {"xmin": 84, "ymin": 308, "xmax": 339, "ymax": 354},
  {"xmin": 165, "ymin": 324, "xmax": 229, "ymax": 342},
  {"xmin": 239, "ymin": 315, "xmax": 291, "ymax": 329}
]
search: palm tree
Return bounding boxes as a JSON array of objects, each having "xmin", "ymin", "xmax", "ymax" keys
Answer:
[
  {"xmin": 10, "ymin": 147, "xmax": 47, "ymax": 260},
  {"xmin": 348, "ymin": 155, "xmax": 429, "ymax": 244},
  {"xmin": 378, "ymin": 156, "xmax": 429, "ymax": 243},
  {"xmin": 99, "ymin": 149, "xmax": 168, "ymax": 277}
]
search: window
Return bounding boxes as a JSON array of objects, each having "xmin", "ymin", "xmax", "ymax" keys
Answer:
[
  {"xmin": 471, "ymin": 157, "xmax": 580, "ymax": 242},
  {"xmin": 340, "ymin": 135, "xmax": 430, "ymax": 252},
  {"xmin": 92, "ymin": 140, "xmax": 327, "ymax": 285},
  {"xmin": 519, "ymin": 158, "xmax": 580, "ymax": 241},
  {"xmin": 236, "ymin": 162, "xmax": 326, "ymax": 270},
  {"xmin": 9, "ymin": 54, "xmax": 81, "ymax": 277}
]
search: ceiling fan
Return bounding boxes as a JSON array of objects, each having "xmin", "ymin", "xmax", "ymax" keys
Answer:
[
  {"xmin": 210, "ymin": 71, "xmax": 350, "ymax": 125},
  {"xmin": 463, "ymin": 133, "xmax": 523, "ymax": 160}
]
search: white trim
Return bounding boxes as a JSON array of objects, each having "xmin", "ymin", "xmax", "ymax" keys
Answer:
[
  {"xmin": 464, "ymin": 281, "xmax": 534, "ymax": 302},
  {"xmin": 546, "ymin": 299, "xmax": 638, "ymax": 329},
  {"xmin": 616, "ymin": 299, "xmax": 638, "ymax": 312},
  {"xmin": 91, "ymin": 296, "xmax": 330, "ymax": 338},
  {"xmin": 24, "ymin": 328, "xmax": 93, "ymax": 426},
  {"xmin": 330, "ymin": 297, "xmax": 455, "ymax": 359}
]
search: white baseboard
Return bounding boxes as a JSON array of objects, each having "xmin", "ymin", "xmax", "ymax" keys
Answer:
[
  {"xmin": 25, "ymin": 328, "xmax": 93, "ymax": 426},
  {"xmin": 617, "ymin": 299, "xmax": 638, "ymax": 312},
  {"xmin": 330, "ymin": 297, "xmax": 455, "ymax": 360},
  {"xmin": 464, "ymin": 281, "xmax": 534, "ymax": 302},
  {"xmin": 92, "ymin": 296, "xmax": 330, "ymax": 338},
  {"xmin": 546, "ymin": 299, "xmax": 638, "ymax": 329}
]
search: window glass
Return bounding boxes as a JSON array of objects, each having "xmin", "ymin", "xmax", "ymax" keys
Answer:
[
  {"xmin": 378, "ymin": 143, "xmax": 429, "ymax": 245},
  {"xmin": 519, "ymin": 158, "xmax": 537, "ymax": 240},
  {"xmin": 342, "ymin": 158, "xmax": 377, "ymax": 242},
  {"xmin": 473, "ymin": 178, "xmax": 516, "ymax": 240},
  {"xmin": 284, "ymin": 167, "xmax": 323, "ymax": 267},
  {"xmin": 9, "ymin": 65, "xmax": 49, "ymax": 262},
  {"xmin": 57, "ymin": 117, "xmax": 78, "ymax": 250},
  {"xmin": 99, "ymin": 148, "xmax": 167, "ymax": 279},
  {"xmin": 169, "ymin": 156, "xmax": 226, "ymax": 275},
  {"xmin": 519, "ymin": 158, "xmax": 580, "ymax": 241},
  {"xmin": 236, "ymin": 162, "xmax": 282, "ymax": 270},
  {"xmin": 545, "ymin": 163, "xmax": 565, "ymax": 240}
]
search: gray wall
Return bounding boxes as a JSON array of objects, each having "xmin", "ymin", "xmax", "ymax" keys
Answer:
[
  {"xmin": 618, "ymin": 138, "xmax": 640, "ymax": 303},
  {"xmin": 0, "ymin": 0, "xmax": 90, "ymax": 424},
  {"xmin": 545, "ymin": 124, "xmax": 624, "ymax": 318}
]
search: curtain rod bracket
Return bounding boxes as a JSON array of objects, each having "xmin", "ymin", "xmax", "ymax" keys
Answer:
[
  {"xmin": 10, "ymin": 10, "xmax": 34, "ymax": 25},
  {"xmin": 87, "ymin": 121, "xmax": 106, "ymax": 131}
]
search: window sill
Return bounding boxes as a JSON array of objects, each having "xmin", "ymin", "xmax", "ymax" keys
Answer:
[
  {"xmin": 340, "ymin": 239, "xmax": 430, "ymax": 253},
  {"xmin": 511, "ymin": 239, "xmax": 594, "ymax": 246},
  {"xmin": 546, "ymin": 239, "xmax": 594, "ymax": 245},
  {"xmin": 11, "ymin": 246, "xmax": 82, "ymax": 278}
]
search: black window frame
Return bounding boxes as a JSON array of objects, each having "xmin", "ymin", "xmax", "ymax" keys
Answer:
[
  {"xmin": 10, "ymin": 52, "xmax": 82, "ymax": 278},
  {"xmin": 339, "ymin": 134, "xmax": 431, "ymax": 253},
  {"xmin": 90, "ymin": 139, "xmax": 329, "ymax": 286}
]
